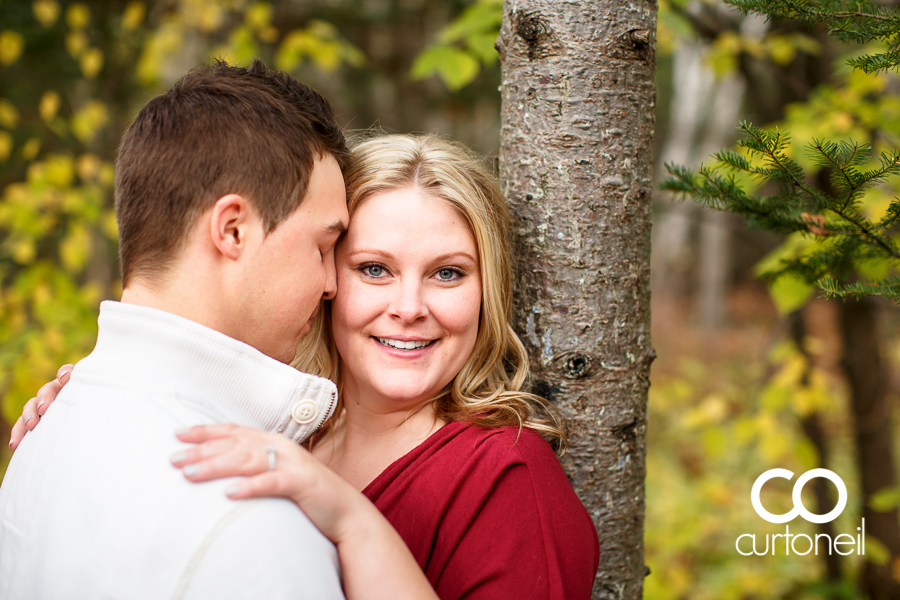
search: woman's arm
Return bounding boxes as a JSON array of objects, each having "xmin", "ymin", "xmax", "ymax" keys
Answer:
[
  {"xmin": 172, "ymin": 424, "xmax": 438, "ymax": 600},
  {"xmin": 8, "ymin": 364, "xmax": 74, "ymax": 449}
]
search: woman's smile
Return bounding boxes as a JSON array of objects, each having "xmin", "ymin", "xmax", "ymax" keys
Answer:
[{"xmin": 374, "ymin": 337, "xmax": 436, "ymax": 351}]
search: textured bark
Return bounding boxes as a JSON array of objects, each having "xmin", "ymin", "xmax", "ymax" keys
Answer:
[
  {"xmin": 838, "ymin": 299, "xmax": 900, "ymax": 600},
  {"xmin": 497, "ymin": 2, "xmax": 656, "ymax": 598}
]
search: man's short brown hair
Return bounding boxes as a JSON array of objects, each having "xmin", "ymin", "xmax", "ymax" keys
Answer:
[{"xmin": 114, "ymin": 59, "xmax": 349, "ymax": 286}]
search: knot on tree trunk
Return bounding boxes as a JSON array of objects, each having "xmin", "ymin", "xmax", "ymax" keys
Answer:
[
  {"xmin": 610, "ymin": 28, "xmax": 656, "ymax": 64},
  {"xmin": 554, "ymin": 351, "xmax": 594, "ymax": 379},
  {"xmin": 514, "ymin": 11, "xmax": 554, "ymax": 60}
]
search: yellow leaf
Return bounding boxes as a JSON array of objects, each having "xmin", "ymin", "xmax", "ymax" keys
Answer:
[
  {"xmin": 311, "ymin": 43, "xmax": 340, "ymax": 71},
  {"xmin": 33, "ymin": 0, "xmax": 61, "ymax": 28},
  {"xmin": 45, "ymin": 327, "xmax": 64, "ymax": 353},
  {"xmin": 0, "ymin": 98, "xmax": 19, "ymax": 128},
  {"xmin": 65, "ymin": 31, "xmax": 88, "ymax": 58},
  {"xmin": 136, "ymin": 23, "xmax": 183, "ymax": 86},
  {"xmin": 60, "ymin": 223, "xmax": 91, "ymax": 272},
  {"xmin": 766, "ymin": 35, "xmax": 796, "ymax": 66},
  {"xmin": 0, "ymin": 30, "xmax": 25, "ymax": 66},
  {"xmin": 259, "ymin": 26, "xmax": 279, "ymax": 44},
  {"xmin": 102, "ymin": 210, "xmax": 118, "ymax": 240},
  {"xmin": 71, "ymin": 100, "xmax": 109, "ymax": 142},
  {"xmin": 21, "ymin": 137, "xmax": 41, "ymax": 161},
  {"xmin": 11, "ymin": 237, "xmax": 36, "ymax": 264},
  {"xmin": 831, "ymin": 111, "xmax": 854, "ymax": 133},
  {"xmin": 39, "ymin": 91, "xmax": 61, "ymax": 122},
  {"xmin": 98, "ymin": 161, "xmax": 115, "ymax": 187},
  {"xmin": 743, "ymin": 38, "xmax": 765, "ymax": 59},
  {"xmin": 45, "ymin": 154, "xmax": 75, "ymax": 187},
  {"xmin": 66, "ymin": 3, "xmax": 90, "ymax": 29},
  {"xmin": 761, "ymin": 429, "xmax": 789, "ymax": 462},
  {"xmin": 245, "ymin": 2, "xmax": 273, "ymax": 31},
  {"xmin": 80, "ymin": 47, "xmax": 103, "ymax": 79},
  {"xmin": 122, "ymin": 2, "xmax": 145, "ymax": 31},
  {"xmin": 77, "ymin": 153, "xmax": 101, "ymax": 181},
  {"xmin": 186, "ymin": 2, "xmax": 224, "ymax": 33},
  {"xmin": 0, "ymin": 131, "xmax": 12, "ymax": 162}
]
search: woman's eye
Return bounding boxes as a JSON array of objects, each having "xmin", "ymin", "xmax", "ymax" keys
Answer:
[
  {"xmin": 364, "ymin": 265, "xmax": 384, "ymax": 277},
  {"xmin": 437, "ymin": 268, "xmax": 460, "ymax": 281}
]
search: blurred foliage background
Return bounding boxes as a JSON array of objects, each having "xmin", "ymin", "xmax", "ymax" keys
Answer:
[{"xmin": 2, "ymin": 0, "xmax": 900, "ymax": 597}]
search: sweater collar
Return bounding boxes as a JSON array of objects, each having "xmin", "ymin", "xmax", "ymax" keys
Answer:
[{"xmin": 74, "ymin": 301, "xmax": 337, "ymax": 443}]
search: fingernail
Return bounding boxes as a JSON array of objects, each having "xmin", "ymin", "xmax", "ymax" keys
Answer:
[
  {"xmin": 183, "ymin": 464, "xmax": 201, "ymax": 477},
  {"xmin": 24, "ymin": 416, "xmax": 33, "ymax": 426},
  {"xmin": 174, "ymin": 427, "xmax": 192, "ymax": 436},
  {"xmin": 37, "ymin": 401, "xmax": 45, "ymax": 413},
  {"xmin": 225, "ymin": 484, "xmax": 241, "ymax": 498},
  {"xmin": 170, "ymin": 451, "xmax": 187, "ymax": 465}
]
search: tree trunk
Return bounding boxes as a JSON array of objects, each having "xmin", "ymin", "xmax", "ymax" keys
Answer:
[
  {"xmin": 497, "ymin": 2, "xmax": 657, "ymax": 598},
  {"xmin": 838, "ymin": 298, "xmax": 900, "ymax": 600}
]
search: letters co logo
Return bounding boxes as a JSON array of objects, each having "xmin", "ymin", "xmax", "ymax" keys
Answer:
[
  {"xmin": 736, "ymin": 468, "xmax": 864, "ymax": 557},
  {"xmin": 751, "ymin": 468, "xmax": 847, "ymax": 524}
]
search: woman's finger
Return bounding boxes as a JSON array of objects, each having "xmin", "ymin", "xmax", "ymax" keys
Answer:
[
  {"xmin": 22, "ymin": 398, "xmax": 40, "ymax": 431},
  {"xmin": 177, "ymin": 443, "xmax": 272, "ymax": 483},
  {"xmin": 169, "ymin": 436, "xmax": 242, "ymax": 467},
  {"xmin": 225, "ymin": 471, "xmax": 292, "ymax": 500},
  {"xmin": 35, "ymin": 380, "xmax": 62, "ymax": 417},
  {"xmin": 56, "ymin": 364, "xmax": 74, "ymax": 385},
  {"xmin": 9, "ymin": 416, "xmax": 26, "ymax": 449},
  {"xmin": 174, "ymin": 423, "xmax": 246, "ymax": 443}
]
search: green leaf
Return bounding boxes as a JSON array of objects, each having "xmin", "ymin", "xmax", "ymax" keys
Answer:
[
  {"xmin": 411, "ymin": 46, "xmax": 480, "ymax": 91},
  {"xmin": 866, "ymin": 537, "xmax": 892, "ymax": 566},
  {"xmin": 870, "ymin": 486, "xmax": 900, "ymax": 511},
  {"xmin": 439, "ymin": 0, "xmax": 502, "ymax": 44},
  {"xmin": 768, "ymin": 274, "xmax": 814, "ymax": 314},
  {"xmin": 466, "ymin": 32, "xmax": 498, "ymax": 65}
]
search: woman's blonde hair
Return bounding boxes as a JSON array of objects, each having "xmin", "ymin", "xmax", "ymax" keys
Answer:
[{"xmin": 293, "ymin": 134, "xmax": 566, "ymax": 453}]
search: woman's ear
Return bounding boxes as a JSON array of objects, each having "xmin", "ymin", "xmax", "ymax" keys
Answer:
[{"xmin": 209, "ymin": 194, "xmax": 256, "ymax": 260}]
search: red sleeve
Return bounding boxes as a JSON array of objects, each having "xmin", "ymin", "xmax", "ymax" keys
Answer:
[
  {"xmin": 366, "ymin": 423, "xmax": 599, "ymax": 600},
  {"xmin": 429, "ymin": 430, "xmax": 598, "ymax": 600}
]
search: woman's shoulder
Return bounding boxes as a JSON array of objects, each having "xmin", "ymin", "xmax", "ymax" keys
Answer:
[{"xmin": 448, "ymin": 422, "xmax": 562, "ymax": 470}]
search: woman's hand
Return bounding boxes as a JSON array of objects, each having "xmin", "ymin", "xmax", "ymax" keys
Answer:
[
  {"xmin": 172, "ymin": 424, "xmax": 439, "ymax": 600},
  {"xmin": 172, "ymin": 424, "xmax": 362, "ymax": 542},
  {"xmin": 8, "ymin": 364, "xmax": 74, "ymax": 450}
]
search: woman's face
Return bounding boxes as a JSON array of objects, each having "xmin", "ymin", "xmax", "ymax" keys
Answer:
[{"xmin": 331, "ymin": 186, "xmax": 482, "ymax": 410}]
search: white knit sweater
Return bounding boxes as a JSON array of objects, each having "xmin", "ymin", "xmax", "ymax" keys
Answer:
[{"xmin": 0, "ymin": 301, "xmax": 343, "ymax": 600}]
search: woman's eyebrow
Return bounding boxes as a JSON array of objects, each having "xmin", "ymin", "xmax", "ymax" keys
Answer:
[
  {"xmin": 431, "ymin": 252, "xmax": 477, "ymax": 264},
  {"xmin": 346, "ymin": 248, "xmax": 394, "ymax": 259},
  {"xmin": 345, "ymin": 249, "xmax": 476, "ymax": 264}
]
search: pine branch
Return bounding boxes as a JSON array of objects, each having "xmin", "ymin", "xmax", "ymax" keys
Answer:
[
  {"xmin": 847, "ymin": 51, "xmax": 900, "ymax": 74},
  {"xmin": 820, "ymin": 274, "xmax": 900, "ymax": 301}
]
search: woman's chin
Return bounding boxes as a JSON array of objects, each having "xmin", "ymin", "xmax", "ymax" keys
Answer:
[{"xmin": 368, "ymin": 382, "xmax": 445, "ymax": 408}]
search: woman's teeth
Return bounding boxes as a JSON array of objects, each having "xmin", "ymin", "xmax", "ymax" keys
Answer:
[{"xmin": 376, "ymin": 337, "xmax": 434, "ymax": 350}]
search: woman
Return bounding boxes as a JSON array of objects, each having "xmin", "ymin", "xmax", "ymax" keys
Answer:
[{"xmin": 13, "ymin": 134, "xmax": 600, "ymax": 599}]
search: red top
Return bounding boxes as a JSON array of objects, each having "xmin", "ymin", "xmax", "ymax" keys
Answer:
[{"xmin": 363, "ymin": 421, "xmax": 599, "ymax": 599}]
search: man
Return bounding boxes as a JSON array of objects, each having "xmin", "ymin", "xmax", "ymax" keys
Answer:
[{"xmin": 0, "ymin": 61, "xmax": 349, "ymax": 599}]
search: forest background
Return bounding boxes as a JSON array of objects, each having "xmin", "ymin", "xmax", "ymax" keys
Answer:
[{"xmin": 1, "ymin": 0, "xmax": 899, "ymax": 598}]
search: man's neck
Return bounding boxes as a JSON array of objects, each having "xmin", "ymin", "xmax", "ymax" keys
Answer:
[{"xmin": 120, "ymin": 273, "xmax": 229, "ymax": 341}]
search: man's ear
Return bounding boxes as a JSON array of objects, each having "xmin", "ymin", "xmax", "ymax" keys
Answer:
[{"xmin": 209, "ymin": 194, "xmax": 257, "ymax": 260}]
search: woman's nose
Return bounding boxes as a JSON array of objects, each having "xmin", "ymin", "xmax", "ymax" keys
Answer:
[{"xmin": 389, "ymin": 279, "xmax": 429, "ymax": 322}]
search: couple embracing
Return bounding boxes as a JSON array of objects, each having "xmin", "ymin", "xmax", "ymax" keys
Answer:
[{"xmin": 1, "ymin": 60, "xmax": 598, "ymax": 599}]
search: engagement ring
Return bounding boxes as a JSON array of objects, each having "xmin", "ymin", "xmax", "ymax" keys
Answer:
[{"xmin": 265, "ymin": 445, "xmax": 277, "ymax": 471}]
